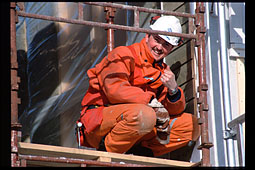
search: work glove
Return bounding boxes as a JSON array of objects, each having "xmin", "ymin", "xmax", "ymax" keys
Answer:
[{"xmin": 148, "ymin": 98, "xmax": 170, "ymax": 145}]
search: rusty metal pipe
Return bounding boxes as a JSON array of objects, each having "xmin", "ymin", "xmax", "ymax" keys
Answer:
[
  {"xmin": 17, "ymin": 11, "xmax": 197, "ymax": 40},
  {"xmin": 84, "ymin": 2, "xmax": 196, "ymax": 18},
  {"xmin": 195, "ymin": 2, "xmax": 212, "ymax": 166},
  {"xmin": 104, "ymin": 5, "xmax": 116, "ymax": 53},
  {"xmin": 18, "ymin": 154, "xmax": 151, "ymax": 167},
  {"xmin": 107, "ymin": 25, "xmax": 114, "ymax": 53},
  {"xmin": 10, "ymin": 2, "xmax": 18, "ymax": 125},
  {"xmin": 134, "ymin": 8, "xmax": 139, "ymax": 28},
  {"xmin": 78, "ymin": 3, "xmax": 83, "ymax": 20},
  {"xmin": 10, "ymin": 2, "xmax": 22, "ymax": 167}
]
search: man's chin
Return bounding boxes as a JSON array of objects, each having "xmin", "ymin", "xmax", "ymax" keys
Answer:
[{"xmin": 153, "ymin": 55, "xmax": 164, "ymax": 62}]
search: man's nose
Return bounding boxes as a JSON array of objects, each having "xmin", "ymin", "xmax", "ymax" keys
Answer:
[{"xmin": 156, "ymin": 43, "xmax": 163, "ymax": 50}]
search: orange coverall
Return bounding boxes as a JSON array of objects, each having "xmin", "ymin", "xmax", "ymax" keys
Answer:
[{"xmin": 78, "ymin": 37, "xmax": 193, "ymax": 156}]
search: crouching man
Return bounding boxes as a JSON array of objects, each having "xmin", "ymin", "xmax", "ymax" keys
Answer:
[{"xmin": 76, "ymin": 16, "xmax": 199, "ymax": 157}]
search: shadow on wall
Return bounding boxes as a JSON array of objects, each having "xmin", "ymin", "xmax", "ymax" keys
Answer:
[
  {"xmin": 19, "ymin": 23, "xmax": 60, "ymax": 145},
  {"xmin": 19, "ymin": 21, "xmax": 95, "ymax": 146},
  {"xmin": 17, "ymin": 49, "xmax": 28, "ymax": 118},
  {"xmin": 170, "ymin": 61, "xmax": 181, "ymax": 80}
]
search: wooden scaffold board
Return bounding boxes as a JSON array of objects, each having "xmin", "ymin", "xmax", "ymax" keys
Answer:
[{"xmin": 18, "ymin": 142, "xmax": 198, "ymax": 167}]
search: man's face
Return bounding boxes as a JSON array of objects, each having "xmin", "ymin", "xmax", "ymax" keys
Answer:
[{"xmin": 145, "ymin": 34, "xmax": 174, "ymax": 61}]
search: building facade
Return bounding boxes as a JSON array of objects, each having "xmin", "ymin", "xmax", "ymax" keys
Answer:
[{"xmin": 190, "ymin": 2, "xmax": 245, "ymax": 166}]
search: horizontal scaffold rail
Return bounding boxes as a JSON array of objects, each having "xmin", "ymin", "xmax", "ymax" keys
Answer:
[
  {"xmin": 19, "ymin": 154, "xmax": 149, "ymax": 167},
  {"xmin": 84, "ymin": 2, "xmax": 196, "ymax": 18},
  {"xmin": 17, "ymin": 11, "xmax": 197, "ymax": 40}
]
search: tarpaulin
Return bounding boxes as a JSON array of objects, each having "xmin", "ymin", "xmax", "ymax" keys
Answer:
[{"xmin": 17, "ymin": 2, "xmax": 156, "ymax": 147}]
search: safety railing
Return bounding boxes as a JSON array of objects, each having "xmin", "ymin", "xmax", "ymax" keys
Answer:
[
  {"xmin": 10, "ymin": 2, "xmax": 211, "ymax": 166},
  {"xmin": 224, "ymin": 113, "xmax": 245, "ymax": 166}
]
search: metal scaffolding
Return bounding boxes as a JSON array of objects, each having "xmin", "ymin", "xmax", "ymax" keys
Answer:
[{"xmin": 10, "ymin": 2, "xmax": 212, "ymax": 167}]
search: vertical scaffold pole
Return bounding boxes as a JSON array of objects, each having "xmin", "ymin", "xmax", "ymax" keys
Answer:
[
  {"xmin": 195, "ymin": 2, "xmax": 213, "ymax": 166},
  {"xmin": 10, "ymin": 2, "xmax": 22, "ymax": 167},
  {"xmin": 104, "ymin": 3, "xmax": 116, "ymax": 53}
]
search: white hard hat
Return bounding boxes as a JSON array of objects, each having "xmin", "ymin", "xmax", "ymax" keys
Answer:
[{"xmin": 150, "ymin": 16, "xmax": 182, "ymax": 46}]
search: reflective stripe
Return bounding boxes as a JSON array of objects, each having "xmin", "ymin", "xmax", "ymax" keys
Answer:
[
  {"xmin": 169, "ymin": 118, "xmax": 177, "ymax": 130},
  {"xmin": 169, "ymin": 118, "xmax": 177, "ymax": 140},
  {"xmin": 146, "ymin": 72, "xmax": 162, "ymax": 85},
  {"xmin": 144, "ymin": 76, "xmax": 154, "ymax": 81}
]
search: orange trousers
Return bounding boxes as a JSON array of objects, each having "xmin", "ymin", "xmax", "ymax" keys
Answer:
[{"xmin": 84, "ymin": 104, "xmax": 193, "ymax": 157}]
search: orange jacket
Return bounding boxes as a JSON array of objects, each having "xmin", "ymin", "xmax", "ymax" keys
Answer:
[{"xmin": 79, "ymin": 38, "xmax": 185, "ymax": 134}]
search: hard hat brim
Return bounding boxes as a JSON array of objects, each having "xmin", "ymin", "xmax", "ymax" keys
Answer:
[{"xmin": 149, "ymin": 25, "xmax": 179, "ymax": 46}]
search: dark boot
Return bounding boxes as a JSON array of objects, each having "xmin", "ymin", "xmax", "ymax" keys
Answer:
[
  {"xmin": 126, "ymin": 145, "xmax": 154, "ymax": 157},
  {"xmin": 97, "ymin": 136, "xmax": 106, "ymax": 151}
]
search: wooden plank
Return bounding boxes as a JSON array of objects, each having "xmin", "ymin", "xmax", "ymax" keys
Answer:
[
  {"xmin": 176, "ymin": 60, "xmax": 193, "ymax": 86},
  {"xmin": 167, "ymin": 42, "xmax": 197, "ymax": 115},
  {"xmin": 236, "ymin": 58, "xmax": 245, "ymax": 142},
  {"xmin": 18, "ymin": 142, "xmax": 196, "ymax": 167},
  {"xmin": 184, "ymin": 97, "xmax": 195, "ymax": 114},
  {"xmin": 97, "ymin": 156, "xmax": 112, "ymax": 162},
  {"xmin": 236, "ymin": 58, "xmax": 245, "ymax": 115},
  {"xmin": 166, "ymin": 41, "xmax": 192, "ymax": 71},
  {"xmin": 181, "ymin": 79, "xmax": 195, "ymax": 102},
  {"xmin": 180, "ymin": 79, "xmax": 195, "ymax": 114}
]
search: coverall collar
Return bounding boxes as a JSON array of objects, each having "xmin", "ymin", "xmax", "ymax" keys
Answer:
[{"xmin": 140, "ymin": 38, "xmax": 156, "ymax": 65}]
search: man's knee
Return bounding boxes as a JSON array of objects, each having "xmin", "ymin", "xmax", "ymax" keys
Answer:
[
  {"xmin": 171, "ymin": 113, "xmax": 193, "ymax": 141},
  {"xmin": 125, "ymin": 104, "xmax": 156, "ymax": 135}
]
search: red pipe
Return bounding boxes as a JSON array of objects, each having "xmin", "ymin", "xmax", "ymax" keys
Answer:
[
  {"xmin": 10, "ymin": 2, "xmax": 22, "ymax": 167},
  {"xmin": 10, "ymin": 2, "xmax": 18, "ymax": 124},
  {"xmin": 84, "ymin": 2, "xmax": 196, "ymax": 18},
  {"xmin": 104, "ymin": 5, "xmax": 116, "ymax": 53},
  {"xmin": 134, "ymin": 8, "xmax": 139, "ymax": 28},
  {"xmin": 17, "ymin": 11, "xmax": 197, "ymax": 40},
  {"xmin": 195, "ymin": 2, "xmax": 212, "ymax": 166},
  {"xmin": 19, "ymin": 154, "xmax": 151, "ymax": 167},
  {"xmin": 78, "ymin": 3, "xmax": 83, "ymax": 20}
]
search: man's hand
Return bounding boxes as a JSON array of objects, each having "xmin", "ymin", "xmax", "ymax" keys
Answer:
[
  {"xmin": 148, "ymin": 98, "xmax": 171, "ymax": 145},
  {"xmin": 160, "ymin": 65, "xmax": 177, "ymax": 91},
  {"xmin": 154, "ymin": 108, "xmax": 170, "ymax": 145}
]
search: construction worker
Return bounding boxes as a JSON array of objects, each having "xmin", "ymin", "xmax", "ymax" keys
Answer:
[{"xmin": 76, "ymin": 15, "xmax": 198, "ymax": 157}]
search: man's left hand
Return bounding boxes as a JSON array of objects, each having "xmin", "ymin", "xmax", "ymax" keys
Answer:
[{"xmin": 160, "ymin": 65, "xmax": 177, "ymax": 91}]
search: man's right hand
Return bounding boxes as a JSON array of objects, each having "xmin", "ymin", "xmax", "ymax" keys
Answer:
[
  {"xmin": 154, "ymin": 108, "xmax": 170, "ymax": 145},
  {"xmin": 148, "ymin": 98, "xmax": 171, "ymax": 145}
]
